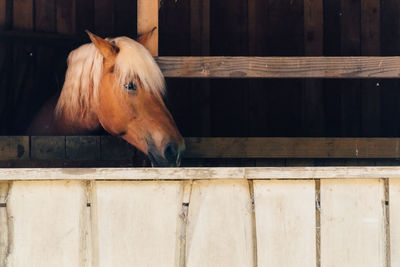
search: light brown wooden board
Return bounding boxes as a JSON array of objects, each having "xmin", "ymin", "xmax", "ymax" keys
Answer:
[{"xmin": 156, "ymin": 56, "xmax": 400, "ymax": 78}]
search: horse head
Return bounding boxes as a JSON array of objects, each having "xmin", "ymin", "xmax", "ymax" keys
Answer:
[{"xmin": 55, "ymin": 31, "xmax": 185, "ymax": 167}]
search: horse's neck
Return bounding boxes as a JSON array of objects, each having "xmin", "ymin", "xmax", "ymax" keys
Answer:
[
  {"xmin": 54, "ymin": 102, "xmax": 100, "ymax": 135},
  {"xmin": 28, "ymin": 95, "xmax": 100, "ymax": 135}
]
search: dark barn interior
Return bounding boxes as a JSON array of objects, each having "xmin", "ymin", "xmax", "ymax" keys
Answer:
[{"xmin": 1, "ymin": 0, "xmax": 400, "ymax": 167}]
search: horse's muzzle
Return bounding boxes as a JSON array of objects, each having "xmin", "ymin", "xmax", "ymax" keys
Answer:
[{"xmin": 148, "ymin": 141, "xmax": 185, "ymax": 167}]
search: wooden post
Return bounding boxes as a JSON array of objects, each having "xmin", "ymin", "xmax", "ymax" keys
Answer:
[
  {"xmin": 190, "ymin": 0, "xmax": 210, "ymax": 136},
  {"xmin": 361, "ymin": 0, "xmax": 381, "ymax": 136},
  {"xmin": 137, "ymin": 0, "xmax": 158, "ymax": 56},
  {"xmin": 303, "ymin": 0, "xmax": 324, "ymax": 136}
]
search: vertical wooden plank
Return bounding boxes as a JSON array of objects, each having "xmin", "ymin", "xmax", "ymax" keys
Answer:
[
  {"xmin": 95, "ymin": 0, "xmax": 114, "ymax": 37},
  {"xmin": 57, "ymin": 0, "xmax": 76, "ymax": 34},
  {"xmin": 190, "ymin": 0, "xmax": 210, "ymax": 136},
  {"xmin": 185, "ymin": 180, "xmax": 254, "ymax": 267},
  {"xmin": 0, "ymin": 0, "xmax": 11, "ymax": 134},
  {"xmin": 320, "ymin": 179, "xmax": 385, "ymax": 267},
  {"xmin": 92, "ymin": 181, "xmax": 183, "ymax": 266},
  {"xmin": 340, "ymin": 0, "xmax": 361, "ymax": 136},
  {"xmin": 263, "ymin": 0, "xmax": 303, "ymax": 137},
  {"xmin": 137, "ymin": 0, "xmax": 158, "ymax": 56},
  {"xmin": 114, "ymin": 0, "xmax": 136, "ymax": 37},
  {"xmin": 12, "ymin": 0, "xmax": 33, "ymax": 30},
  {"xmin": 323, "ymin": 0, "xmax": 341, "ymax": 136},
  {"xmin": 6, "ymin": 181, "xmax": 87, "ymax": 266},
  {"xmin": 381, "ymin": 0, "xmax": 400, "ymax": 136},
  {"xmin": 361, "ymin": 0, "xmax": 380, "ymax": 136},
  {"xmin": 303, "ymin": 0, "xmax": 324, "ymax": 136},
  {"xmin": 34, "ymin": 0, "xmax": 57, "ymax": 132},
  {"xmin": 210, "ymin": 0, "xmax": 249, "ymax": 137},
  {"xmin": 253, "ymin": 180, "xmax": 316, "ymax": 266},
  {"xmin": 76, "ymin": 0, "xmax": 94, "ymax": 35},
  {"xmin": 247, "ymin": 0, "xmax": 269, "ymax": 136},
  {"xmin": 10, "ymin": 0, "xmax": 34, "ymax": 133},
  {"xmin": 390, "ymin": 179, "xmax": 400, "ymax": 266},
  {"xmin": 35, "ymin": 0, "xmax": 56, "ymax": 32},
  {"xmin": 0, "ymin": 182, "xmax": 9, "ymax": 266},
  {"xmin": 0, "ymin": 0, "xmax": 5, "ymax": 27}
]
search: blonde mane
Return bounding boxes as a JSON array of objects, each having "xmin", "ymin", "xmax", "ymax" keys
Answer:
[{"xmin": 55, "ymin": 36, "xmax": 165, "ymax": 121}]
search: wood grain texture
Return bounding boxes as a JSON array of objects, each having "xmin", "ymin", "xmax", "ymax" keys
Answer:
[
  {"xmin": 0, "ymin": 182, "xmax": 9, "ymax": 266},
  {"xmin": 361, "ymin": 0, "xmax": 381, "ymax": 136},
  {"xmin": 2, "ymin": 167, "xmax": 400, "ymax": 180},
  {"xmin": 31, "ymin": 136, "xmax": 65, "ymax": 160},
  {"xmin": 185, "ymin": 180, "xmax": 253, "ymax": 267},
  {"xmin": 156, "ymin": 56, "xmax": 400, "ymax": 78},
  {"xmin": 303, "ymin": 0, "xmax": 324, "ymax": 136},
  {"xmin": 0, "ymin": 136, "xmax": 29, "ymax": 160},
  {"xmin": 137, "ymin": 0, "xmax": 158, "ymax": 56},
  {"xmin": 66, "ymin": 136, "xmax": 100, "ymax": 160},
  {"xmin": 390, "ymin": 179, "xmax": 400, "ymax": 266},
  {"xmin": 94, "ymin": 0, "xmax": 113, "ymax": 36},
  {"xmin": 185, "ymin": 137, "xmax": 400, "ymax": 158},
  {"xmin": 12, "ymin": 0, "xmax": 33, "ymax": 30},
  {"xmin": 254, "ymin": 180, "xmax": 316, "ymax": 267},
  {"xmin": 56, "ymin": 0, "xmax": 75, "ymax": 34},
  {"xmin": 35, "ymin": 0, "xmax": 56, "ymax": 32},
  {"xmin": 92, "ymin": 181, "xmax": 183, "ymax": 266},
  {"xmin": 6, "ymin": 181, "xmax": 87, "ymax": 266},
  {"xmin": 0, "ymin": 0, "xmax": 6, "ymax": 28},
  {"xmin": 7, "ymin": 136, "xmax": 400, "ymax": 159},
  {"xmin": 320, "ymin": 179, "xmax": 385, "ymax": 267}
]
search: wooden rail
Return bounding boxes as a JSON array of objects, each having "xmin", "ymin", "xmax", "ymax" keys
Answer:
[
  {"xmin": 2, "ymin": 30, "xmax": 400, "ymax": 78},
  {"xmin": 157, "ymin": 56, "xmax": 400, "ymax": 78},
  {"xmin": 1, "ymin": 166, "xmax": 400, "ymax": 180},
  {"xmin": 3, "ymin": 136, "xmax": 400, "ymax": 161}
]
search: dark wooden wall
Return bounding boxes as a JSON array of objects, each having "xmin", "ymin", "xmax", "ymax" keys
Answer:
[{"xmin": 1, "ymin": 0, "xmax": 399, "ymax": 137}]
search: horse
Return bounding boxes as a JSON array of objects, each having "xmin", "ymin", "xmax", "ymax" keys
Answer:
[{"xmin": 28, "ymin": 30, "xmax": 185, "ymax": 167}]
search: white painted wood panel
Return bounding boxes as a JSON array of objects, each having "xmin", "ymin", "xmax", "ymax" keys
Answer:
[
  {"xmin": 92, "ymin": 181, "xmax": 183, "ymax": 267},
  {"xmin": 0, "ymin": 182, "xmax": 9, "ymax": 267},
  {"xmin": 185, "ymin": 180, "xmax": 254, "ymax": 267},
  {"xmin": 390, "ymin": 179, "xmax": 400, "ymax": 267},
  {"xmin": 6, "ymin": 181, "xmax": 87, "ymax": 267},
  {"xmin": 253, "ymin": 180, "xmax": 316, "ymax": 267},
  {"xmin": 320, "ymin": 179, "xmax": 385, "ymax": 267}
]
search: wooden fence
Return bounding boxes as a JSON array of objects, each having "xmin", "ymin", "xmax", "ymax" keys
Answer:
[{"xmin": 0, "ymin": 167, "xmax": 398, "ymax": 266}]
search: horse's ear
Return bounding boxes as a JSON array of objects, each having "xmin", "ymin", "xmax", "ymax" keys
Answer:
[
  {"xmin": 137, "ymin": 27, "xmax": 157, "ymax": 47},
  {"xmin": 86, "ymin": 30, "xmax": 118, "ymax": 59}
]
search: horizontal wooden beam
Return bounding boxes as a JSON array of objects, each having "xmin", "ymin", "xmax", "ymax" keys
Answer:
[
  {"xmin": 184, "ymin": 138, "xmax": 400, "ymax": 158},
  {"xmin": 157, "ymin": 56, "xmax": 400, "ymax": 78},
  {"xmin": 0, "ymin": 167, "xmax": 400, "ymax": 180},
  {"xmin": 1, "ymin": 32, "xmax": 398, "ymax": 79},
  {"xmin": 3, "ymin": 137, "xmax": 400, "ymax": 160}
]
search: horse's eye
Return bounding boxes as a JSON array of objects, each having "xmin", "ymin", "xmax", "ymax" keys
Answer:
[{"xmin": 123, "ymin": 81, "xmax": 137, "ymax": 91}]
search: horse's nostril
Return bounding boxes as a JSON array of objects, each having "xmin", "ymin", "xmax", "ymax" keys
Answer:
[{"xmin": 164, "ymin": 142, "xmax": 179, "ymax": 164}]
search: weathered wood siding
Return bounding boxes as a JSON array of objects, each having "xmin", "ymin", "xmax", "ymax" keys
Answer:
[
  {"xmin": 0, "ymin": 0, "xmax": 399, "ymax": 138},
  {"xmin": 0, "ymin": 167, "xmax": 398, "ymax": 266}
]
